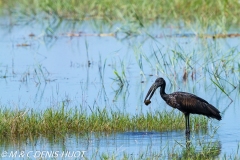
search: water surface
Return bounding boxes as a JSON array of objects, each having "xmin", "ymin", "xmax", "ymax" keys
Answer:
[{"xmin": 0, "ymin": 17, "xmax": 240, "ymax": 158}]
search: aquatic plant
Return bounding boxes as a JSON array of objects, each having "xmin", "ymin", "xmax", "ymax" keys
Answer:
[
  {"xmin": 1, "ymin": 0, "xmax": 239, "ymax": 31},
  {"xmin": 0, "ymin": 105, "xmax": 208, "ymax": 141}
]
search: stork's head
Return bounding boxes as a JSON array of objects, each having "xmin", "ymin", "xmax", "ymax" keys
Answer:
[{"xmin": 144, "ymin": 77, "xmax": 166, "ymax": 105}]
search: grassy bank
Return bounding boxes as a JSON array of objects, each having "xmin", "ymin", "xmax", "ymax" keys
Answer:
[
  {"xmin": 0, "ymin": 0, "xmax": 239, "ymax": 29},
  {"xmin": 0, "ymin": 106, "xmax": 208, "ymax": 140}
]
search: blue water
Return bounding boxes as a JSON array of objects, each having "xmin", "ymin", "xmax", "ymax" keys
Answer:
[{"xmin": 0, "ymin": 17, "xmax": 240, "ymax": 158}]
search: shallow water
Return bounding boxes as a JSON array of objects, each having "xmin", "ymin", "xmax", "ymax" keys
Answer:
[
  {"xmin": 0, "ymin": 131, "xmax": 221, "ymax": 159},
  {"xmin": 0, "ymin": 17, "xmax": 240, "ymax": 158}
]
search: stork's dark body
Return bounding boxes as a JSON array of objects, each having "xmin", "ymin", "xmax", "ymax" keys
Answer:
[
  {"xmin": 144, "ymin": 77, "xmax": 221, "ymax": 135},
  {"xmin": 161, "ymin": 91, "xmax": 221, "ymax": 120}
]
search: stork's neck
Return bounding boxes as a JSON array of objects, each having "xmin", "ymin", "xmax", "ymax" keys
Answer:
[
  {"xmin": 160, "ymin": 84, "xmax": 166, "ymax": 95},
  {"xmin": 160, "ymin": 84, "xmax": 168, "ymax": 100}
]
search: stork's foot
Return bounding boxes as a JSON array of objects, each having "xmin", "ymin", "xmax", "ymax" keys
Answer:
[
  {"xmin": 185, "ymin": 130, "xmax": 190, "ymax": 142},
  {"xmin": 185, "ymin": 129, "xmax": 190, "ymax": 136}
]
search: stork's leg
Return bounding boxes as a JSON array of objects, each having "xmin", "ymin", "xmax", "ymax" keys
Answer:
[
  {"xmin": 184, "ymin": 113, "xmax": 190, "ymax": 136},
  {"xmin": 184, "ymin": 113, "xmax": 191, "ymax": 148},
  {"xmin": 185, "ymin": 113, "xmax": 187, "ymax": 133},
  {"xmin": 187, "ymin": 114, "xmax": 190, "ymax": 134}
]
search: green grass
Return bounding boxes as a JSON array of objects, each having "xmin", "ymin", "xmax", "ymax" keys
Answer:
[
  {"xmin": 0, "ymin": 0, "xmax": 239, "ymax": 31},
  {"xmin": 0, "ymin": 105, "xmax": 208, "ymax": 141},
  {"xmin": 112, "ymin": 58, "xmax": 128, "ymax": 87}
]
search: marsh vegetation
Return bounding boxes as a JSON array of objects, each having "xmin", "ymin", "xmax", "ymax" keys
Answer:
[{"xmin": 0, "ymin": 106, "xmax": 208, "ymax": 140}]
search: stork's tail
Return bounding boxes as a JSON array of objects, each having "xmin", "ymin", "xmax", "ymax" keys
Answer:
[{"xmin": 207, "ymin": 104, "xmax": 222, "ymax": 120}]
